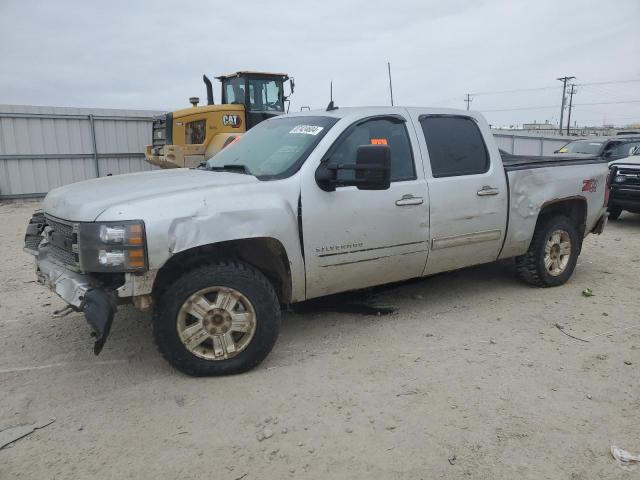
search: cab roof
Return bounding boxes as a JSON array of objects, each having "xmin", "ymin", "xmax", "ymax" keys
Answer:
[{"xmin": 215, "ymin": 71, "xmax": 289, "ymax": 80}]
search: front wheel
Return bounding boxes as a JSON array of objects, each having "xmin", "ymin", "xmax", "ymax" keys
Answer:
[
  {"xmin": 153, "ymin": 260, "xmax": 280, "ymax": 376},
  {"xmin": 515, "ymin": 215, "xmax": 580, "ymax": 287}
]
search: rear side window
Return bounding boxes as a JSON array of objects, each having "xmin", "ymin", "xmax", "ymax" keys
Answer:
[
  {"xmin": 420, "ymin": 116, "xmax": 489, "ymax": 177},
  {"xmin": 328, "ymin": 117, "xmax": 415, "ymax": 182}
]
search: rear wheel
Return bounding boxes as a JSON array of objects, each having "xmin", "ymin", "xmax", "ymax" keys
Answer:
[
  {"xmin": 515, "ymin": 215, "xmax": 580, "ymax": 287},
  {"xmin": 608, "ymin": 207, "xmax": 622, "ymax": 220},
  {"xmin": 153, "ymin": 260, "xmax": 280, "ymax": 376}
]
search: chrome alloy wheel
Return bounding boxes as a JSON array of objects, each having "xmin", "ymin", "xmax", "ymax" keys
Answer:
[
  {"xmin": 177, "ymin": 287, "xmax": 257, "ymax": 360},
  {"xmin": 544, "ymin": 229, "xmax": 571, "ymax": 276}
]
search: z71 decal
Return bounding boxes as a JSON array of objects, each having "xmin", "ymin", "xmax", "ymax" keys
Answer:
[{"xmin": 582, "ymin": 179, "xmax": 598, "ymax": 193}]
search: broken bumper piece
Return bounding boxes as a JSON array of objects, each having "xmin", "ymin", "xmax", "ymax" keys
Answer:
[
  {"xmin": 82, "ymin": 289, "xmax": 117, "ymax": 355},
  {"xmin": 34, "ymin": 246, "xmax": 117, "ymax": 355}
]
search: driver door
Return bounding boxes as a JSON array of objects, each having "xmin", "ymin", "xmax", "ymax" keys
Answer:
[{"xmin": 301, "ymin": 115, "xmax": 430, "ymax": 299}]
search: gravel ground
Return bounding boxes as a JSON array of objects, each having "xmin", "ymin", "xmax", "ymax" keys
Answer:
[{"xmin": 1, "ymin": 201, "xmax": 639, "ymax": 479}]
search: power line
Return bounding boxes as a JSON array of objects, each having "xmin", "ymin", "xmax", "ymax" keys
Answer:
[
  {"xmin": 470, "ymin": 85, "xmax": 558, "ymax": 96},
  {"xmin": 481, "ymin": 99, "xmax": 640, "ymax": 113},
  {"xmin": 575, "ymin": 99, "xmax": 640, "ymax": 106},
  {"xmin": 469, "ymin": 78, "xmax": 640, "ymax": 97},
  {"xmin": 576, "ymin": 79, "xmax": 640, "ymax": 87}
]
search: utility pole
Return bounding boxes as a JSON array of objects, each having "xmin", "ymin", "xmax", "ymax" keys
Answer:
[
  {"xmin": 557, "ymin": 76, "xmax": 575, "ymax": 134},
  {"xmin": 387, "ymin": 62, "xmax": 394, "ymax": 106},
  {"xmin": 464, "ymin": 93, "xmax": 473, "ymax": 110},
  {"xmin": 566, "ymin": 84, "xmax": 577, "ymax": 136}
]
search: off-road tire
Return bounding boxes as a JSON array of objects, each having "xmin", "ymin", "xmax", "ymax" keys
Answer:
[
  {"xmin": 153, "ymin": 260, "xmax": 280, "ymax": 376},
  {"xmin": 515, "ymin": 215, "xmax": 580, "ymax": 287},
  {"xmin": 607, "ymin": 207, "xmax": 622, "ymax": 220}
]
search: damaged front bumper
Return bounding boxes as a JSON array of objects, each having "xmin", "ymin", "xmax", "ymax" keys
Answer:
[{"xmin": 33, "ymin": 246, "xmax": 116, "ymax": 354}]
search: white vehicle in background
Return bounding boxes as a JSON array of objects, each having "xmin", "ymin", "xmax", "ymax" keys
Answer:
[
  {"xmin": 24, "ymin": 107, "xmax": 609, "ymax": 376},
  {"xmin": 607, "ymin": 145, "xmax": 640, "ymax": 219},
  {"xmin": 556, "ymin": 136, "xmax": 640, "ymax": 160}
]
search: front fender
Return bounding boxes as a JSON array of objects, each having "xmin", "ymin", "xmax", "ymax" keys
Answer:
[{"xmin": 97, "ymin": 177, "xmax": 305, "ymax": 301}]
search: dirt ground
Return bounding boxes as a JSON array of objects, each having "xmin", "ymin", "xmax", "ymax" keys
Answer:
[{"xmin": 1, "ymin": 201, "xmax": 639, "ymax": 480}]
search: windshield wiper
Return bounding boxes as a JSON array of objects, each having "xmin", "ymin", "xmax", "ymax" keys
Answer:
[{"xmin": 207, "ymin": 164, "xmax": 253, "ymax": 175}]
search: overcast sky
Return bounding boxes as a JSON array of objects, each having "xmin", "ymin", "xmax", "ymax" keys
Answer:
[{"xmin": 1, "ymin": 0, "xmax": 639, "ymax": 127}]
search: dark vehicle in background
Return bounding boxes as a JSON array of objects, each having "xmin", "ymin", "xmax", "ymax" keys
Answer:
[
  {"xmin": 556, "ymin": 136, "xmax": 640, "ymax": 160},
  {"xmin": 607, "ymin": 147, "xmax": 640, "ymax": 220}
]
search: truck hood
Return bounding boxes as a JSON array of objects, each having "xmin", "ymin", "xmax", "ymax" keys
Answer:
[
  {"xmin": 609, "ymin": 155, "xmax": 640, "ymax": 167},
  {"xmin": 43, "ymin": 168, "xmax": 258, "ymax": 222}
]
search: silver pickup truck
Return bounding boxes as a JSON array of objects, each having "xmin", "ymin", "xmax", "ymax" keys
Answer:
[{"xmin": 24, "ymin": 107, "xmax": 609, "ymax": 376}]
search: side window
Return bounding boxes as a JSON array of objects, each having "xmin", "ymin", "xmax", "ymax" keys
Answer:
[
  {"xmin": 185, "ymin": 119, "xmax": 206, "ymax": 144},
  {"xmin": 328, "ymin": 118, "xmax": 415, "ymax": 182},
  {"xmin": 420, "ymin": 116, "xmax": 489, "ymax": 177},
  {"xmin": 225, "ymin": 78, "xmax": 245, "ymax": 104}
]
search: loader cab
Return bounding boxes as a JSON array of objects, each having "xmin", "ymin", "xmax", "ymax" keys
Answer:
[{"xmin": 217, "ymin": 72, "xmax": 293, "ymax": 129}]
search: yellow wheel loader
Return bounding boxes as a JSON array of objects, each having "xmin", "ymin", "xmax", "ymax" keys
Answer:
[{"xmin": 145, "ymin": 71, "xmax": 294, "ymax": 168}]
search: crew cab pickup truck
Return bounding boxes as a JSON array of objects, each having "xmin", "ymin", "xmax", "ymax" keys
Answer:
[{"xmin": 24, "ymin": 107, "xmax": 609, "ymax": 376}]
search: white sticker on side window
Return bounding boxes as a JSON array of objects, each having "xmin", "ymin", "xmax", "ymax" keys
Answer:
[{"xmin": 289, "ymin": 125, "xmax": 324, "ymax": 135}]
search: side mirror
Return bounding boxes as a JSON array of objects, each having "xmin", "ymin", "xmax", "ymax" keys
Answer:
[
  {"xmin": 315, "ymin": 145, "xmax": 391, "ymax": 192},
  {"xmin": 630, "ymin": 145, "xmax": 640, "ymax": 156}
]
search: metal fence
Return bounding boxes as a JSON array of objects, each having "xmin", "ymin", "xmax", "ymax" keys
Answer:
[
  {"xmin": 1, "ymin": 105, "xmax": 579, "ymax": 199},
  {"xmin": 492, "ymin": 131, "xmax": 576, "ymax": 156},
  {"xmin": 0, "ymin": 105, "xmax": 162, "ymax": 199}
]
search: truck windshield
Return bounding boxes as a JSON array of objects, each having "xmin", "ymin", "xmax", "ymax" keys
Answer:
[
  {"xmin": 248, "ymin": 78, "xmax": 283, "ymax": 112},
  {"xmin": 206, "ymin": 116, "xmax": 338, "ymax": 179},
  {"xmin": 559, "ymin": 140, "xmax": 604, "ymax": 154}
]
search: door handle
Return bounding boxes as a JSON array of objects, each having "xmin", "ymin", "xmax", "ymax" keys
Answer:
[
  {"xmin": 477, "ymin": 186, "xmax": 500, "ymax": 196},
  {"xmin": 395, "ymin": 194, "xmax": 424, "ymax": 206}
]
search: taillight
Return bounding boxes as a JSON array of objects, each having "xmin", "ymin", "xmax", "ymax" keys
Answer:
[{"xmin": 604, "ymin": 168, "xmax": 613, "ymax": 207}]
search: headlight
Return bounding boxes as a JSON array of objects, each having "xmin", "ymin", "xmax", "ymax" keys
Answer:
[
  {"xmin": 79, "ymin": 221, "xmax": 147, "ymax": 272},
  {"xmin": 614, "ymin": 175, "xmax": 625, "ymax": 183}
]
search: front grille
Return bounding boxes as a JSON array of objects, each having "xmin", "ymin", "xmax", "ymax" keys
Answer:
[
  {"xmin": 616, "ymin": 168, "xmax": 640, "ymax": 187},
  {"xmin": 24, "ymin": 235, "xmax": 42, "ymax": 250},
  {"xmin": 47, "ymin": 217, "xmax": 74, "ymax": 238},
  {"xmin": 45, "ymin": 215, "xmax": 80, "ymax": 270},
  {"xmin": 49, "ymin": 244, "xmax": 78, "ymax": 266},
  {"xmin": 151, "ymin": 113, "xmax": 172, "ymax": 154},
  {"xmin": 24, "ymin": 210, "xmax": 46, "ymax": 253},
  {"xmin": 152, "ymin": 118, "xmax": 167, "ymax": 150}
]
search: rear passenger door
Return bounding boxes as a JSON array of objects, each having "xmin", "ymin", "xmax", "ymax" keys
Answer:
[{"xmin": 414, "ymin": 114, "xmax": 508, "ymax": 275}]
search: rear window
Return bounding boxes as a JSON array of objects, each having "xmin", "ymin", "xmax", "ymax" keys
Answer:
[{"xmin": 420, "ymin": 116, "xmax": 489, "ymax": 177}]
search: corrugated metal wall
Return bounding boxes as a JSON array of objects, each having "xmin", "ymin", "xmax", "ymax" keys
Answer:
[
  {"xmin": 1, "ymin": 105, "xmax": 579, "ymax": 199},
  {"xmin": 0, "ymin": 105, "xmax": 162, "ymax": 198},
  {"xmin": 492, "ymin": 131, "xmax": 575, "ymax": 156}
]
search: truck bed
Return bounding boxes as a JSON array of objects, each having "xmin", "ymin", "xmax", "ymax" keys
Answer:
[{"xmin": 501, "ymin": 151, "xmax": 608, "ymax": 172}]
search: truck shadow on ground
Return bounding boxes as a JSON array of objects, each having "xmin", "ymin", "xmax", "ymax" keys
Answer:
[
  {"xmin": 609, "ymin": 212, "xmax": 640, "ymax": 230},
  {"xmin": 284, "ymin": 259, "xmax": 517, "ymax": 323}
]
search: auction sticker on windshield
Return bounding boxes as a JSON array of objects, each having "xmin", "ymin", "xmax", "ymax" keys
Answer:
[{"xmin": 289, "ymin": 125, "xmax": 324, "ymax": 135}]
